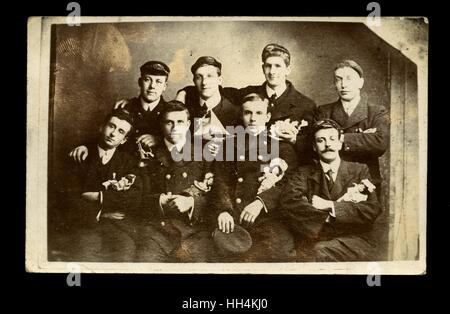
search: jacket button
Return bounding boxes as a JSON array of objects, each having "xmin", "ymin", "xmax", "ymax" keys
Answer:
[
  {"xmin": 237, "ymin": 177, "xmax": 243, "ymax": 183},
  {"xmin": 236, "ymin": 198, "xmax": 242, "ymax": 204},
  {"xmin": 165, "ymin": 174, "xmax": 171, "ymax": 180},
  {"xmin": 182, "ymin": 172, "xmax": 188, "ymax": 178},
  {"xmin": 161, "ymin": 221, "xmax": 165, "ymax": 226},
  {"xmin": 239, "ymin": 155, "xmax": 245, "ymax": 161},
  {"xmin": 258, "ymin": 155, "xmax": 264, "ymax": 161}
]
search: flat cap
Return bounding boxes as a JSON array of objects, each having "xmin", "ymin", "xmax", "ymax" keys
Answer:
[
  {"xmin": 140, "ymin": 61, "xmax": 170, "ymax": 77},
  {"xmin": 212, "ymin": 224, "xmax": 252, "ymax": 256},
  {"xmin": 191, "ymin": 56, "xmax": 222, "ymax": 74},
  {"xmin": 335, "ymin": 59, "xmax": 364, "ymax": 77}
]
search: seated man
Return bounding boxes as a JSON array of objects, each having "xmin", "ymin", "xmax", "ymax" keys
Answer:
[
  {"xmin": 210, "ymin": 93, "xmax": 298, "ymax": 262},
  {"xmin": 138, "ymin": 100, "xmax": 216, "ymax": 262},
  {"xmin": 281, "ymin": 119, "xmax": 382, "ymax": 262},
  {"xmin": 69, "ymin": 60, "xmax": 171, "ymax": 164},
  {"xmin": 64, "ymin": 109, "xmax": 150, "ymax": 262}
]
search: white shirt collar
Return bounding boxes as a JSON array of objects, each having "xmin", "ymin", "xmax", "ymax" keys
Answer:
[
  {"xmin": 140, "ymin": 97, "xmax": 160, "ymax": 112},
  {"xmin": 98, "ymin": 146, "xmax": 116, "ymax": 165},
  {"xmin": 320, "ymin": 157, "xmax": 341, "ymax": 181},
  {"xmin": 164, "ymin": 137, "xmax": 186, "ymax": 153},
  {"xmin": 266, "ymin": 83, "xmax": 287, "ymax": 99},
  {"xmin": 340, "ymin": 94, "xmax": 361, "ymax": 116},
  {"xmin": 200, "ymin": 92, "xmax": 221, "ymax": 110}
]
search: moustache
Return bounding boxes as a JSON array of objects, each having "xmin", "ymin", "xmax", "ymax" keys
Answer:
[{"xmin": 321, "ymin": 149, "xmax": 335, "ymax": 153}]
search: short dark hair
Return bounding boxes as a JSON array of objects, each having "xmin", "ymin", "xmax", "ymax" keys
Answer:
[
  {"xmin": 334, "ymin": 60, "xmax": 364, "ymax": 78},
  {"xmin": 241, "ymin": 92, "xmax": 271, "ymax": 114},
  {"xmin": 311, "ymin": 119, "xmax": 343, "ymax": 141},
  {"xmin": 191, "ymin": 56, "xmax": 222, "ymax": 76},
  {"xmin": 103, "ymin": 108, "xmax": 135, "ymax": 137},
  {"xmin": 159, "ymin": 100, "xmax": 191, "ymax": 122},
  {"xmin": 261, "ymin": 43, "xmax": 291, "ymax": 66}
]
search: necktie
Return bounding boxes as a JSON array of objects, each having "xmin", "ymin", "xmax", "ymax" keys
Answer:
[
  {"xmin": 101, "ymin": 151, "xmax": 109, "ymax": 165},
  {"xmin": 326, "ymin": 169, "xmax": 334, "ymax": 191}
]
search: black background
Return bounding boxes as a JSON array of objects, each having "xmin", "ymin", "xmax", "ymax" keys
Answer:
[{"xmin": 6, "ymin": 0, "xmax": 442, "ymax": 310}]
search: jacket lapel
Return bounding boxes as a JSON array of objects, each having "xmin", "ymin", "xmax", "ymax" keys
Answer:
[
  {"xmin": 329, "ymin": 161, "xmax": 355, "ymax": 200},
  {"xmin": 307, "ymin": 162, "xmax": 331, "ymax": 200},
  {"xmin": 345, "ymin": 95, "xmax": 368, "ymax": 128}
]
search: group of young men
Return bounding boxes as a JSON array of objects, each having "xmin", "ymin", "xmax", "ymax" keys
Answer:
[{"xmin": 62, "ymin": 43, "xmax": 390, "ymax": 263}]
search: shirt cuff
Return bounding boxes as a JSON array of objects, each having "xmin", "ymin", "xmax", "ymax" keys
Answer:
[
  {"xmin": 95, "ymin": 191, "xmax": 103, "ymax": 222},
  {"xmin": 255, "ymin": 196, "xmax": 268, "ymax": 213},
  {"xmin": 187, "ymin": 197, "xmax": 195, "ymax": 220},
  {"xmin": 159, "ymin": 194, "xmax": 165, "ymax": 216}
]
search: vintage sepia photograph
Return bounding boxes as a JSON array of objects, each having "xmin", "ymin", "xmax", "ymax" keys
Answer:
[{"xmin": 26, "ymin": 16, "xmax": 427, "ymax": 274}]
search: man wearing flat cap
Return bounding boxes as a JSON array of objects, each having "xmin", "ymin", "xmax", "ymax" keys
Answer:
[
  {"xmin": 316, "ymin": 60, "xmax": 390, "ymax": 199},
  {"xmin": 69, "ymin": 60, "xmax": 170, "ymax": 164},
  {"xmin": 233, "ymin": 44, "xmax": 317, "ymax": 166},
  {"xmin": 176, "ymin": 56, "xmax": 241, "ymax": 142}
]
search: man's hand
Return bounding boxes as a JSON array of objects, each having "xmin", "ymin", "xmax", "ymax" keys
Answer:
[
  {"xmin": 363, "ymin": 128, "xmax": 377, "ymax": 134},
  {"xmin": 277, "ymin": 129, "xmax": 297, "ymax": 144},
  {"xmin": 206, "ymin": 142, "xmax": 220, "ymax": 157},
  {"xmin": 81, "ymin": 192, "xmax": 99, "ymax": 202},
  {"xmin": 101, "ymin": 212, "xmax": 125, "ymax": 220},
  {"xmin": 167, "ymin": 194, "xmax": 194, "ymax": 213},
  {"xmin": 69, "ymin": 145, "xmax": 88, "ymax": 163},
  {"xmin": 114, "ymin": 99, "xmax": 129, "ymax": 109},
  {"xmin": 218, "ymin": 212, "xmax": 234, "ymax": 233},
  {"xmin": 311, "ymin": 195, "xmax": 333, "ymax": 211},
  {"xmin": 240, "ymin": 199, "xmax": 263, "ymax": 226},
  {"xmin": 137, "ymin": 134, "xmax": 158, "ymax": 149}
]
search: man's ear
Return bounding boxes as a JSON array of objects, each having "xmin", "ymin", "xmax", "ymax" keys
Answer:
[
  {"xmin": 187, "ymin": 119, "xmax": 191, "ymax": 128},
  {"xmin": 286, "ymin": 64, "xmax": 292, "ymax": 76},
  {"xmin": 218, "ymin": 75, "xmax": 223, "ymax": 86},
  {"xmin": 266, "ymin": 112, "xmax": 272, "ymax": 123},
  {"xmin": 138, "ymin": 77, "xmax": 142, "ymax": 88},
  {"xmin": 358, "ymin": 77, "xmax": 364, "ymax": 90},
  {"xmin": 120, "ymin": 137, "xmax": 128, "ymax": 145}
]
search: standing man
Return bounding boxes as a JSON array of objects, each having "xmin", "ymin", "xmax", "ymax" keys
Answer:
[
  {"xmin": 69, "ymin": 60, "xmax": 170, "ymax": 162},
  {"xmin": 139, "ymin": 101, "xmax": 216, "ymax": 262},
  {"xmin": 281, "ymin": 119, "xmax": 382, "ymax": 262},
  {"xmin": 236, "ymin": 44, "xmax": 317, "ymax": 165},
  {"xmin": 176, "ymin": 56, "xmax": 241, "ymax": 140},
  {"xmin": 316, "ymin": 60, "xmax": 390, "ymax": 196}
]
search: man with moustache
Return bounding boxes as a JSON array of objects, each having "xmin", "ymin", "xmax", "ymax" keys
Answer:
[
  {"xmin": 69, "ymin": 61, "xmax": 170, "ymax": 162},
  {"xmin": 281, "ymin": 119, "xmax": 382, "ymax": 262}
]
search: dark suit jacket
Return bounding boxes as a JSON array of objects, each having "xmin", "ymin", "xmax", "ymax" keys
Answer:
[
  {"xmin": 121, "ymin": 96, "xmax": 167, "ymax": 153},
  {"xmin": 183, "ymin": 86, "xmax": 241, "ymax": 130},
  {"xmin": 281, "ymin": 160, "xmax": 381, "ymax": 241},
  {"xmin": 211, "ymin": 132, "xmax": 299, "ymax": 223},
  {"xmin": 141, "ymin": 141, "xmax": 213, "ymax": 224},
  {"xmin": 68, "ymin": 143, "xmax": 143, "ymax": 221},
  {"xmin": 316, "ymin": 95, "xmax": 390, "ymax": 183},
  {"xmin": 233, "ymin": 81, "xmax": 317, "ymax": 165}
]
